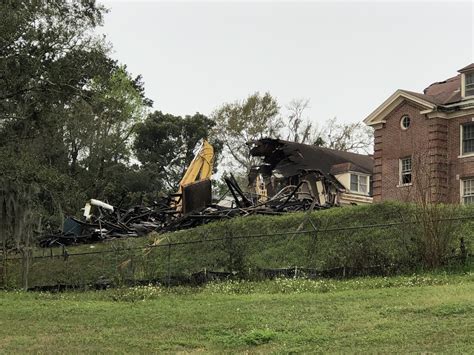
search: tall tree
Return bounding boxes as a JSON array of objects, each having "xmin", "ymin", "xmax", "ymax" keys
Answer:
[
  {"xmin": 85, "ymin": 66, "xmax": 149, "ymax": 192},
  {"xmin": 0, "ymin": 0, "xmax": 111, "ymax": 169},
  {"xmin": 0, "ymin": 0, "xmax": 109, "ymax": 123},
  {"xmin": 0, "ymin": 1, "xmax": 151, "ymax": 220},
  {"xmin": 212, "ymin": 92, "xmax": 281, "ymax": 173},
  {"xmin": 0, "ymin": 0, "xmax": 113, "ymax": 218},
  {"xmin": 283, "ymin": 98, "xmax": 314, "ymax": 144},
  {"xmin": 314, "ymin": 117, "xmax": 373, "ymax": 154}
]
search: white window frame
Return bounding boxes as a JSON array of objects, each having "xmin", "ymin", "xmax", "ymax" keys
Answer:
[
  {"xmin": 462, "ymin": 72, "xmax": 474, "ymax": 98},
  {"xmin": 349, "ymin": 172, "xmax": 369, "ymax": 195},
  {"xmin": 399, "ymin": 157, "xmax": 412, "ymax": 186},
  {"xmin": 461, "ymin": 178, "xmax": 474, "ymax": 204},
  {"xmin": 400, "ymin": 115, "xmax": 410, "ymax": 130},
  {"xmin": 459, "ymin": 123, "xmax": 474, "ymax": 158}
]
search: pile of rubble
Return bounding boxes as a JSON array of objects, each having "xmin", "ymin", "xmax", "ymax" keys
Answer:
[
  {"xmin": 39, "ymin": 138, "xmax": 365, "ymax": 248},
  {"xmin": 38, "ymin": 172, "xmax": 338, "ymax": 247},
  {"xmin": 39, "ymin": 199, "xmax": 173, "ymax": 247}
]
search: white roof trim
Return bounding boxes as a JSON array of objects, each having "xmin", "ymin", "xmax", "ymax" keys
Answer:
[{"xmin": 363, "ymin": 90, "xmax": 436, "ymax": 126}]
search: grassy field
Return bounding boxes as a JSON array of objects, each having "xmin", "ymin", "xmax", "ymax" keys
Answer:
[{"xmin": 0, "ymin": 271, "xmax": 473, "ymax": 353}]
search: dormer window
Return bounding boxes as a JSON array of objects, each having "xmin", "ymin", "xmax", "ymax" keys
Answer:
[
  {"xmin": 465, "ymin": 72, "xmax": 474, "ymax": 97},
  {"xmin": 458, "ymin": 64, "xmax": 474, "ymax": 98}
]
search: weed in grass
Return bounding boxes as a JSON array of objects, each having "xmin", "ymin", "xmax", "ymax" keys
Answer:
[
  {"xmin": 212, "ymin": 328, "xmax": 278, "ymax": 347},
  {"xmin": 9, "ymin": 271, "xmax": 473, "ymax": 304},
  {"xmin": 241, "ymin": 329, "xmax": 278, "ymax": 346},
  {"xmin": 199, "ymin": 273, "xmax": 467, "ymax": 296},
  {"xmin": 106, "ymin": 285, "xmax": 164, "ymax": 302},
  {"xmin": 432, "ymin": 304, "xmax": 474, "ymax": 317}
]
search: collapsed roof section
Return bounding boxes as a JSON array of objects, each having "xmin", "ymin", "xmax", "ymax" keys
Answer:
[
  {"xmin": 248, "ymin": 138, "xmax": 373, "ymax": 180},
  {"xmin": 247, "ymin": 138, "xmax": 374, "ymax": 207}
]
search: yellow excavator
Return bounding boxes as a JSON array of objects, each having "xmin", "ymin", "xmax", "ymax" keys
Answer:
[{"xmin": 173, "ymin": 139, "xmax": 214, "ymax": 213}]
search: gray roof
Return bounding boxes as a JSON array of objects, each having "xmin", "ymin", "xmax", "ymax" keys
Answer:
[
  {"xmin": 399, "ymin": 63, "xmax": 474, "ymax": 107},
  {"xmin": 399, "ymin": 75, "xmax": 461, "ymax": 106},
  {"xmin": 458, "ymin": 63, "xmax": 474, "ymax": 73}
]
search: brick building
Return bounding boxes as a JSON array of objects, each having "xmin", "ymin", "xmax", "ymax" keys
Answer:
[{"xmin": 364, "ymin": 63, "xmax": 474, "ymax": 204}]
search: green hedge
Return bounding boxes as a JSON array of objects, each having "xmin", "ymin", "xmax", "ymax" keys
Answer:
[{"xmin": 2, "ymin": 202, "xmax": 473, "ymax": 289}]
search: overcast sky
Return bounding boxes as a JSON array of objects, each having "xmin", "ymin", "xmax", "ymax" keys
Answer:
[{"xmin": 100, "ymin": 1, "xmax": 474, "ymax": 126}]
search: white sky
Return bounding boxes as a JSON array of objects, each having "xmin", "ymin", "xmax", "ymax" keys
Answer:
[{"xmin": 100, "ymin": 0, "xmax": 474, "ymax": 126}]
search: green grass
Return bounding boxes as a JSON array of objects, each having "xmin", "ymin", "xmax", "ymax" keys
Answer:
[{"xmin": 0, "ymin": 272, "xmax": 473, "ymax": 353}]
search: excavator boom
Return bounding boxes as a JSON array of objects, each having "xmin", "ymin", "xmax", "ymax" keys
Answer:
[
  {"xmin": 174, "ymin": 139, "xmax": 214, "ymax": 211},
  {"xmin": 178, "ymin": 140, "xmax": 214, "ymax": 189}
]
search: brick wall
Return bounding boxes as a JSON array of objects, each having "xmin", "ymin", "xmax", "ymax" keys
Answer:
[
  {"xmin": 428, "ymin": 117, "xmax": 448, "ymax": 202},
  {"xmin": 374, "ymin": 100, "xmax": 474, "ymax": 204},
  {"xmin": 372, "ymin": 125, "xmax": 382, "ymax": 201},
  {"xmin": 447, "ymin": 115, "xmax": 474, "ymax": 203},
  {"xmin": 373, "ymin": 101, "xmax": 432, "ymax": 202}
]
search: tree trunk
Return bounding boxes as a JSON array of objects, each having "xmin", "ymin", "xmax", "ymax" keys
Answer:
[{"xmin": 70, "ymin": 148, "xmax": 78, "ymax": 176}]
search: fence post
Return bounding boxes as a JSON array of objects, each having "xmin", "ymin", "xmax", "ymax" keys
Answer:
[
  {"xmin": 460, "ymin": 237, "xmax": 467, "ymax": 264},
  {"xmin": 63, "ymin": 246, "xmax": 69, "ymax": 290},
  {"xmin": 1, "ymin": 251, "xmax": 7, "ymax": 288},
  {"xmin": 166, "ymin": 243, "xmax": 171, "ymax": 288},
  {"xmin": 22, "ymin": 248, "xmax": 31, "ymax": 291},
  {"xmin": 65, "ymin": 256, "xmax": 69, "ymax": 291},
  {"xmin": 227, "ymin": 231, "xmax": 233, "ymax": 272},
  {"xmin": 308, "ymin": 218, "xmax": 319, "ymax": 268}
]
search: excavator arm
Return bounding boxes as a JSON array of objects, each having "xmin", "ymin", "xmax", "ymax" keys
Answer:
[{"xmin": 174, "ymin": 139, "xmax": 214, "ymax": 211}]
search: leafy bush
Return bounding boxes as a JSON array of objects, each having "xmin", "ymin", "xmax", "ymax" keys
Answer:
[{"xmin": 162, "ymin": 201, "xmax": 469, "ymax": 276}]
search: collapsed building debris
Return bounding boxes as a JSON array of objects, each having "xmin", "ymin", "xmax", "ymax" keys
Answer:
[
  {"xmin": 248, "ymin": 138, "xmax": 374, "ymax": 206},
  {"xmin": 39, "ymin": 138, "xmax": 374, "ymax": 247},
  {"xmin": 39, "ymin": 198, "xmax": 174, "ymax": 247},
  {"xmin": 39, "ymin": 177, "xmax": 330, "ymax": 247}
]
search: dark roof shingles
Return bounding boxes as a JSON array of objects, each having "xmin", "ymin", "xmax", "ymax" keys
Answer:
[
  {"xmin": 423, "ymin": 74, "xmax": 462, "ymax": 105},
  {"xmin": 458, "ymin": 63, "xmax": 474, "ymax": 73},
  {"xmin": 402, "ymin": 64, "xmax": 474, "ymax": 107},
  {"xmin": 250, "ymin": 139, "xmax": 374, "ymax": 176}
]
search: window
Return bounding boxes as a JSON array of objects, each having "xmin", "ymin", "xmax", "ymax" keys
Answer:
[
  {"xmin": 465, "ymin": 72, "xmax": 474, "ymax": 97},
  {"xmin": 462, "ymin": 179, "xmax": 474, "ymax": 204},
  {"xmin": 350, "ymin": 173, "xmax": 368, "ymax": 194},
  {"xmin": 399, "ymin": 157, "xmax": 412, "ymax": 185},
  {"xmin": 462, "ymin": 123, "xmax": 474, "ymax": 155},
  {"xmin": 400, "ymin": 115, "xmax": 410, "ymax": 130}
]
